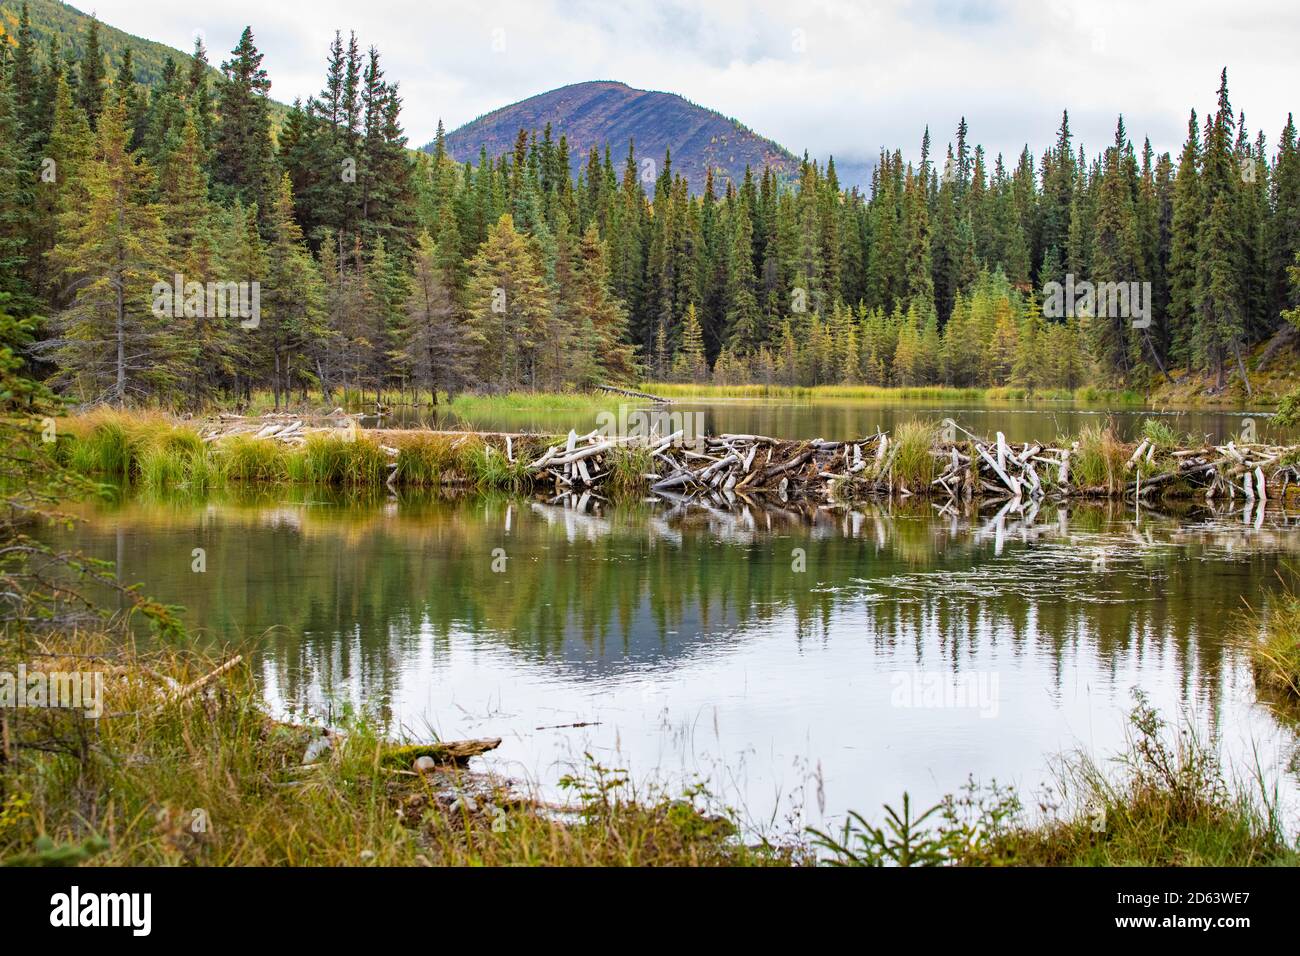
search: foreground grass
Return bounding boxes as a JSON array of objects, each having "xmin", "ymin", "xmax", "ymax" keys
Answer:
[
  {"xmin": 812, "ymin": 693, "xmax": 1296, "ymax": 867},
  {"xmin": 2, "ymin": 623, "xmax": 1293, "ymax": 866},
  {"xmin": 0, "ymin": 631, "xmax": 797, "ymax": 866}
]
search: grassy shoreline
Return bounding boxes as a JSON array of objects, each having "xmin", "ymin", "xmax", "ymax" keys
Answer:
[
  {"xmin": 641, "ymin": 382, "xmax": 1150, "ymax": 404},
  {"xmin": 1244, "ymin": 591, "xmax": 1300, "ymax": 715},
  {"xmin": 237, "ymin": 388, "xmax": 625, "ymax": 417},
  {"xmin": 126, "ymin": 381, "xmax": 1291, "ymax": 416},
  {"xmin": 2, "ymin": 629, "xmax": 1293, "ymax": 866}
]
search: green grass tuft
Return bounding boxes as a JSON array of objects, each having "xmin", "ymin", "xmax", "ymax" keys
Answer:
[
  {"xmin": 1070, "ymin": 424, "xmax": 1127, "ymax": 492},
  {"xmin": 1244, "ymin": 593, "xmax": 1300, "ymax": 709},
  {"xmin": 606, "ymin": 445, "xmax": 654, "ymax": 495},
  {"xmin": 216, "ymin": 435, "xmax": 289, "ymax": 483},
  {"xmin": 462, "ymin": 439, "xmax": 531, "ymax": 490},
  {"xmin": 393, "ymin": 433, "xmax": 464, "ymax": 486},
  {"xmin": 298, "ymin": 434, "xmax": 388, "ymax": 486},
  {"xmin": 890, "ymin": 419, "xmax": 939, "ymax": 488}
]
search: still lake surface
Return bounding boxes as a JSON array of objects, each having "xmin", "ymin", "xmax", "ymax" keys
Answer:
[{"xmin": 48, "ymin": 428, "xmax": 1300, "ymax": 835}]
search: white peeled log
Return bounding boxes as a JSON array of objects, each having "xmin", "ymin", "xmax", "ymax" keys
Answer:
[
  {"xmin": 530, "ymin": 445, "xmax": 559, "ymax": 472},
  {"xmin": 549, "ymin": 441, "xmax": 618, "ymax": 466},
  {"xmin": 976, "ymin": 442, "xmax": 1020, "ymax": 496}
]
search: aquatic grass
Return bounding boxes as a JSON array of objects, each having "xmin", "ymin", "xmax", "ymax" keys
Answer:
[
  {"xmin": 138, "ymin": 428, "xmax": 216, "ymax": 493},
  {"xmin": 56, "ymin": 410, "xmax": 215, "ymax": 490},
  {"xmin": 606, "ymin": 444, "xmax": 654, "ymax": 496},
  {"xmin": 63, "ymin": 428, "xmax": 123, "ymax": 477},
  {"xmin": 646, "ymin": 383, "xmax": 995, "ymax": 402},
  {"xmin": 448, "ymin": 391, "xmax": 623, "ymax": 417},
  {"xmin": 1242, "ymin": 591, "xmax": 1300, "ymax": 709},
  {"xmin": 1139, "ymin": 417, "xmax": 1181, "ymax": 449},
  {"xmin": 299, "ymin": 434, "xmax": 348, "ymax": 484},
  {"xmin": 216, "ymin": 435, "xmax": 290, "ymax": 483},
  {"xmin": 985, "ymin": 385, "xmax": 1028, "ymax": 401},
  {"xmin": 393, "ymin": 433, "xmax": 464, "ymax": 486},
  {"xmin": 136, "ymin": 444, "xmax": 188, "ymax": 491},
  {"xmin": 890, "ymin": 419, "xmax": 940, "ymax": 488},
  {"xmin": 1073, "ymin": 385, "xmax": 1145, "ymax": 405},
  {"xmin": 1069, "ymin": 424, "xmax": 1127, "ymax": 492},
  {"xmin": 298, "ymin": 434, "xmax": 388, "ymax": 486},
  {"xmin": 643, "ymin": 383, "xmax": 1147, "ymax": 404},
  {"xmin": 462, "ymin": 439, "xmax": 531, "ymax": 490},
  {"xmin": 1131, "ymin": 418, "xmax": 1186, "ymax": 481},
  {"xmin": 345, "ymin": 440, "xmax": 388, "ymax": 487},
  {"xmin": 59, "ymin": 409, "xmax": 148, "ymax": 479}
]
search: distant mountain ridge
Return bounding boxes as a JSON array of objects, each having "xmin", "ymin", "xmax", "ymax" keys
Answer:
[
  {"xmin": 0, "ymin": 0, "xmax": 201, "ymax": 84},
  {"xmin": 0, "ymin": 0, "xmax": 292, "ymax": 124},
  {"xmin": 429, "ymin": 80, "xmax": 802, "ymax": 195}
]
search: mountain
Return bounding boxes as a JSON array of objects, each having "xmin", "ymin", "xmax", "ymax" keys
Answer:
[
  {"xmin": 0, "ymin": 0, "xmax": 197, "ymax": 84},
  {"xmin": 431, "ymin": 80, "xmax": 801, "ymax": 195},
  {"xmin": 0, "ymin": 0, "xmax": 291, "ymax": 126}
]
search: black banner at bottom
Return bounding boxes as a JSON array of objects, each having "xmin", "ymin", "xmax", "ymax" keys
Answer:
[{"xmin": 0, "ymin": 865, "xmax": 1285, "ymax": 942}]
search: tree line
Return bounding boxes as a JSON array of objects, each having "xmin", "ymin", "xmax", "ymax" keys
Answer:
[{"xmin": 0, "ymin": 6, "xmax": 1297, "ymax": 408}]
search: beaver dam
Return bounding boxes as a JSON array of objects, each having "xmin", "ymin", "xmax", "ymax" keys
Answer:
[{"xmin": 57, "ymin": 409, "xmax": 1300, "ymax": 505}]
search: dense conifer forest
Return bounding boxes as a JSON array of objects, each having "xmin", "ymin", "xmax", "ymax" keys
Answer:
[{"xmin": 1, "ymin": 6, "xmax": 1298, "ymax": 407}]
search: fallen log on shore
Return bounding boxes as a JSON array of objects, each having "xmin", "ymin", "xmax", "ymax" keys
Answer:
[{"xmin": 591, "ymin": 383, "xmax": 672, "ymax": 403}]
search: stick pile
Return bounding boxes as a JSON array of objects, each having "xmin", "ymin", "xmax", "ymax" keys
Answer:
[{"xmin": 194, "ymin": 412, "xmax": 1300, "ymax": 504}]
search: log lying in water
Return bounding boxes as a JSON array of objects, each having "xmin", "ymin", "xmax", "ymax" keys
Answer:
[
  {"xmin": 591, "ymin": 382, "xmax": 671, "ymax": 403},
  {"xmin": 380, "ymin": 739, "xmax": 503, "ymax": 770}
]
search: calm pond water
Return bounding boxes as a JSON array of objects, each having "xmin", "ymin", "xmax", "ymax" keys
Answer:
[
  {"xmin": 47, "ymin": 484, "xmax": 1300, "ymax": 837},
  {"xmin": 382, "ymin": 397, "xmax": 1293, "ymax": 446}
]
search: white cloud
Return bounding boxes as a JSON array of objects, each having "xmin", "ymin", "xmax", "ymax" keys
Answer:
[{"xmin": 89, "ymin": 0, "xmax": 1298, "ymax": 178}]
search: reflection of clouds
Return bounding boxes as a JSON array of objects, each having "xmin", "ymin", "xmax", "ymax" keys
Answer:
[
  {"xmin": 55, "ymin": 489, "xmax": 1300, "ymax": 836},
  {"xmin": 237, "ymin": 498, "xmax": 1300, "ymax": 715}
]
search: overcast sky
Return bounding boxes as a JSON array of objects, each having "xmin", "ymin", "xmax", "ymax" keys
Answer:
[{"xmin": 87, "ymin": 0, "xmax": 1298, "ymax": 172}]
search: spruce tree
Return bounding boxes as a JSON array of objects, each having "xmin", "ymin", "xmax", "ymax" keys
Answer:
[
  {"xmin": 213, "ymin": 28, "xmax": 276, "ymax": 219},
  {"xmin": 465, "ymin": 214, "xmax": 552, "ymax": 389},
  {"xmin": 263, "ymin": 175, "xmax": 327, "ymax": 405},
  {"xmin": 0, "ymin": 68, "xmax": 35, "ymax": 313},
  {"xmin": 397, "ymin": 230, "xmax": 475, "ymax": 402},
  {"xmin": 673, "ymin": 303, "xmax": 707, "ymax": 383},
  {"xmin": 44, "ymin": 94, "xmax": 181, "ymax": 404},
  {"xmin": 77, "ymin": 17, "xmax": 107, "ymax": 127},
  {"xmin": 573, "ymin": 224, "xmax": 636, "ymax": 384}
]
